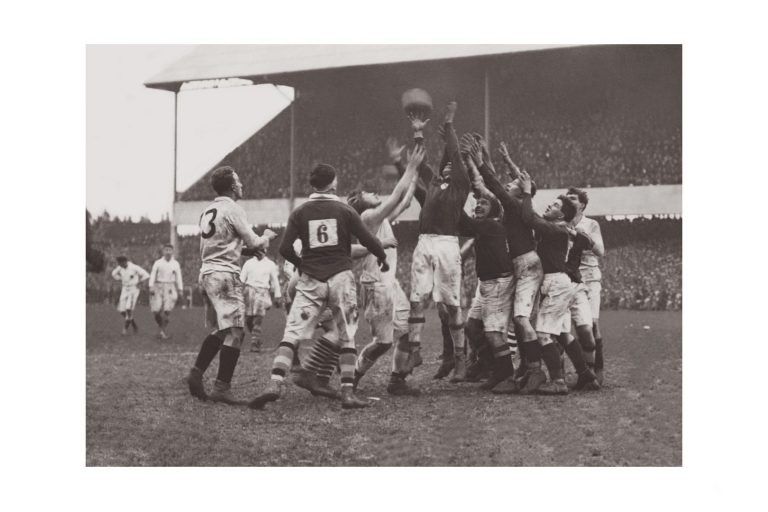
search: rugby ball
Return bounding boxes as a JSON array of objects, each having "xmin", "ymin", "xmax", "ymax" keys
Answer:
[{"xmin": 402, "ymin": 88, "xmax": 433, "ymax": 117}]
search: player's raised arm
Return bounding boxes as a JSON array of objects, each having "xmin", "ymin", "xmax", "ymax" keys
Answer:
[
  {"xmin": 387, "ymin": 169, "xmax": 419, "ymax": 222},
  {"xmin": 442, "ymin": 102, "xmax": 470, "ymax": 193},
  {"xmin": 519, "ymin": 171, "xmax": 556, "ymax": 235},
  {"xmin": 498, "ymin": 141, "xmax": 523, "ymax": 180},
  {"xmin": 364, "ymin": 145, "xmax": 426, "ymax": 226},
  {"xmin": 463, "ymin": 136, "xmax": 495, "ymax": 201}
]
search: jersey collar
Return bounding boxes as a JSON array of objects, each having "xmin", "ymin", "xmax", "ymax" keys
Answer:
[
  {"xmin": 308, "ymin": 193, "xmax": 340, "ymax": 201},
  {"xmin": 214, "ymin": 196, "xmax": 236, "ymax": 204}
]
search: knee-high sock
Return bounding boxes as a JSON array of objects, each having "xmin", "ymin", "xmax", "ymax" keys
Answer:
[
  {"xmin": 441, "ymin": 321, "xmax": 453, "ymax": 358},
  {"xmin": 408, "ymin": 316, "xmax": 426, "ymax": 344},
  {"xmin": 561, "ymin": 335, "xmax": 588, "ymax": 375},
  {"xmin": 541, "ymin": 342, "xmax": 563, "ymax": 381},
  {"xmin": 449, "ymin": 325, "xmax": 465, "ymax": 351},
  {"xmin": 217, "ymin": 346, "xmax": 240, "ymax": 383},
  {"xmin": 124, "ymin": 317, "xmax": 131, "ymax": 330},
  {"xmin": 339, "ymin": 348, "xmax": 358, "ymax": 388},
  {"xmin": 304, "ymin": 337, "xmax": 339, "ymax": 379},
  {"xmin": 392, "ymin": 333, "xmax": 412, "ymax": 375},
  {"xmin": 154, "ymin": 313, "xmax": 163, "ymax": 327},
  {"xmin": 356, "ymin": 341, "xmax": 392, "ymax": 377},
  {"xmin": 193, "ymin": 333, "xmax": 224, "ymax": 373},
  {"xmin": 270, "ymin": 342, "xmax": 296, "ymax": 381},
  {"xmin": 250, "ymin": 322, "xmax": 263, "ymax": 345},
  {"xmin": 521, "ymin": 339, "xmax": 541, "ymax": 368},
  {"xmin": 594, "ymin": 338, "xmax": 604, "ymax": 371}
]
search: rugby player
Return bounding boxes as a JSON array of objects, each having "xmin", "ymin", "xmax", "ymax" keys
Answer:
[
  {"xmin": 403, "ymin": 101, "xmax": 472, "ymax": 385},
  {"xmin": 111, "ymin": 256, "xmax": 150, "ymax": 335},
  {"xmin": 185, "ymin": 166, "xmax": 277, "ymax": 404},
  {"xmin": 566, "ymin": 187, "xmax": 606, "ymax": 384},
  {"xmin": 248, "ymin": 163, "xmax": 388, "ymax": 410},
  {"xmin": 149, "ymin": 244, "xmax": 183, "ymax": 340},
  {"xmin": 345, "ymin": 145, "xmax": 424, "ymax": 395},
  {"xmin": 518, "ymin": 170, "xmax": 579, "ymax": 395},
  {"xmin": 240, "ymin": 252, "xmax": 283, "ymax": 352}
]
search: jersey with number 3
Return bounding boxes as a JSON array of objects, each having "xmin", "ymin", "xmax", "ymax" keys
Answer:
[
  {"xmin": 281, "ymin": 193, "xmax": 384, "ymax": 282},
  {"xmin": 199, "ymin": 196, "xmax": 256, "ymax": 276}
]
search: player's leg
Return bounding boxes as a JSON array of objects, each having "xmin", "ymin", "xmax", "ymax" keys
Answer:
[
  {"xmin": 478, "ymin": 276, "xmax": 516, "ymax": 390},
  {"xmin": 434, "ymin": 302, "xmax": 459, "ymax": 379},
  {"xmin": 534, "ymin": 276, "xmax": 577, "ymax": 395},
  {"xmin": 187, "ymin": 276, "xmax": 227, "ymax": 400},
  {"xmin": 432, "ymin": 238, "xmax": 466, "ymax": 382},
  {"xmin": 354, "ymin": 283, "xmax": 394, "ymax": 388},
  {"xmin": 249, "ymin": 275, "xmax": 326, "ymax": 409},
  {"xmin": 401, "ymin": 236, "xmax": 433, "ymax": 381},
  {"xmin": 586, "ymin": 280, "xmax": 605, "ymax": 384},
  {"xmin": 570, "ymin": 285, "xmax": 599, "ymax": 389},
  {"xmin": 509, "ymin": 252, "xmax": 545, "ymax": 392},
  {"xmin": 151, "ymin": 285, "xmax": 163, "ymax": 337}
]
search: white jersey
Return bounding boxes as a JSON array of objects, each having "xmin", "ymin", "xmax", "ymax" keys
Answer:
[
  {"xmin": 112, "ymin": 262, "xmax": 150, "ymax": 289},
  {"xmin": 199, "ymin": 196, "xmax": 264, "ymax": 276},
  {"xmin": 240, "ymin": 256, "xmax": 281, "ymax": 297},
  {"xmin": 575, "ymin": 216, "xmax": 604, "ymax": 280},
  {"xmin": 149, "ymin": 257, "xmax": 183, "ymax": 289},
  {"xmin": 360, "ymin": 218, "xmax": 397, "ymax": 283}
]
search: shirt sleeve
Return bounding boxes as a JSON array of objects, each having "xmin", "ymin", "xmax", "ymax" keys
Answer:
[
  {"xmin": 589, "ymin": 220, "xmax": 605, "ymax": 256},
  {"xmin": 477, "ymin": 162, "xmax": 519, "ymax": 214},
  {"xmin": 521, "ymin": 194, "xmax": 560, "ymax": 236},
  {"xmin": 279, "ymin": 215, "xmax": 302, "ymax": 269},
  {"xmin": 443, "ymin": 122, "xmax": 470, "ymax": 195},
  {"xmin": 135, "ymin": 264, "xmax": 151, "ymax": 281},
  {"xmin": 230, "ymin": 205, "xmax": 266, "ymax": 249},
  {"xmin": 111, "ymin": 267, "xmax": 121, "ymax": 281},
  {"xmin": 395, "ymin": 159, "xmax": 428, "ymax": 206},
  {"xmin": 149, "ymin": 261, "xmax": 158, "ymax": 288}
]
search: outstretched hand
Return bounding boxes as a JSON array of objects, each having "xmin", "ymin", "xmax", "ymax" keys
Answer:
[
  {"xmin": 406, "ymin": 144, "xmax": 426, "ymax": 168},
  {"xmin": 518, "ymin": 170, "xmax": 533, "ymax": 194},
  {"xmin": 444, "ymin": 101, "xmax": 458, "ymax": 123},
  {"xmin": 262, "ymin": 228, "xmax": 278, "ymax": 240},
  {"xmin": 407, "ymin": 112, "xmax": 430, "ymax": 132},
  {"xmin": 378, "ymin": 258, "xmax": 390, "ymax": 273}
]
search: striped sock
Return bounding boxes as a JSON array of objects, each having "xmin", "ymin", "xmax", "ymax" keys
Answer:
[
  {"xmin": 506, "ymin": 328, "xmax": 518, "ymax": 358},
  {"xmin": 270, "ymin": 341, "xmax": 296, "ymax": 381},
  {"xmin": 304, "ymin": 337, "xmax": 338, "ymax": 376},
  {"xmin": 449, "ymin": 325, "xmax": 465, "ymax": 351},
  {"xmin": 250, "ymin": 323, "xmax": 262, "ymax": 346},
  {"xmin": 339, "ymin": 348, "xmax": 358, "ymax": 388}
]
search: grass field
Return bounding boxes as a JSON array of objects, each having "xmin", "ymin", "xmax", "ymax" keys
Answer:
[{"xmin": 86, "ymin": 304, "xmax": 681, "ymax": 466}]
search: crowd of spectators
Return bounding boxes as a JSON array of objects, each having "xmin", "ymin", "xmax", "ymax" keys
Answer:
[
  {"xmin": 180, "ymin": 46, "xmax": 680, "ymax": 201},
  {"xmin": 86, "ymin": 215, "xmax": 682, "ymax": 312}
]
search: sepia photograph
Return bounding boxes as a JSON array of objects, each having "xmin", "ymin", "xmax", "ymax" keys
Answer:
[{"xmin": 86, "ymin": 44, "xmax": 682, "ymax": 467}]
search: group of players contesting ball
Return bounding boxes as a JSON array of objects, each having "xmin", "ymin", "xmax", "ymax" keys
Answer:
[{"xmin": 165, "ymin": 93, "xmax": 607, "ymax": 410}]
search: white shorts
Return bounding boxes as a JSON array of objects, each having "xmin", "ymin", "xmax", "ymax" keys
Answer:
[
  {"xmin": 584, "ymin": 280, "xmax": 602, "ymax": 320},
  {"xmin": 361, "ymin": 279, "xmax": 410, "ymax": 344},
  {"xmin": 410, "ymin": 234, "xmax": 462, "ymax": 307},
  {"xmin": 244, "ymin": 285, "xmax": 272, "ymax": 317},
  {"xmin": 150, "ymin": 282, "xmax": 178, "ymax": 313},
  {"xmin": 536, "ymin": 273, "xmax": 578, "ymax": 336},
  {"xmin": 478, "ymin": 275, "xmax": 515, "ymax": 333},
  {"xmin": 200, "ymin": 272, "xmax": 245, "ymax": 332},
  {"xmin": 569, "ymin": 283, "xmax": 594, "ymax": 328},
  {"xmin": 512, "ymin": 250, "xmax": 543, "ymax": 318},
  {"xmin": 118, "ymin": 286, "xmax": 140, "ymax": 313},
  {"xmin": 283, "ymin": 270, "xmax": 358, "ymax": 347},
  {"xmin": 468, "ymin": 285, "xmax": 482, "ymax": 320}
]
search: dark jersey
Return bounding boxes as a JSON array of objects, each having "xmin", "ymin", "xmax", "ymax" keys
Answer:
[
  {"xmin": 396, "ymin": 122, "xmax": 470, "ymax": 236},
  {"xmin": 459, "ymin": 212, "xmax": 512, "ymax": 281},
  {"xmin": 565, "ymin": 231, "xmax": 594, "ymax": 283},
  {"xmin": 279, "ymin": 194, "xmax": 386, "ymax": 282},
  {"xmin": 476, "ymin": 164, "xmax": 537, "ymax": 259},
  {"xmin": 520, "ymin": 194, "xmax": 569, "ymax": 275}
]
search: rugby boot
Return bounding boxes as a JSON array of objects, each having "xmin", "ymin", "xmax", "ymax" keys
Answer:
[
  {"xmin": 209, "ymin": 379, "xmax": 242, "ymax": 405},
  {"xmin": 490, "ymin": 376, "xmax": 520, "ymax": 395},
  {"xmin": 449, "ymin": 352, "xmax": 468, "ymax": 383},
  {"xmin": 433, "ymin": 357, "xmax": 455, "ymax": 380},
  {"xmin": 248, "ymin": 379, "xmax": 285, "ymax": 409},
  {"xmin": 518, "ymin": 367, "xmax": 547, "ymax": 395},
  {"xmin": 479, "ymin": 357, "xmax": 515, "ymax": 391},
  {"xmin": 537, "ymin": 379, "xmax": 569, "ymax": 396},
  {"xmin": 572, "ymin": 368, "xmax": 600, "ymax": 391},
  {"xmin": 313, "ymin": 376, "xmax": 342, "ymax": 400},
  {"xmin": 387, "ymin": 375, "xmax": 421, "ymax": 396},
  {"xmin": 186, "ymin": 367, "xmax": 207, "ymax": 401},
  {"xmin": 340, "ymin": 387, "xmax": 371, "ymax": 409}
]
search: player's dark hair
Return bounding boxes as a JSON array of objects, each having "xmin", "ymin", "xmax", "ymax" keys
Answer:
[
  {"xmin": 346, "ymin": 189, "xmax": 369, "ymax": 214},
  {"xmin": 163, "ymin": 243, "xmax": 174, "ymax": 250},
  {"xmin": 310, "ymin": 164, "xmax": 337, "ymax": 191},
  {"xmin": 567, "ymin": 187, "xmax": 588, "ymax": 208},
  {"xmin": 479, "ymin": 196, "xmax": 502, "ymax": 218},
  {"xmin": 211, "ymin": 166, "xmax": 237, "ymax": 195},
  {"xmin": 116, "ymin": 255, "xmax": 128, "ymax": 264},
  {"xmin": 558, "ymin": 195, "xmax": 577, "ymax": 223}
]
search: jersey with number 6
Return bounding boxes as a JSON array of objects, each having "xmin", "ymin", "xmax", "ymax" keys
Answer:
[
  {"xmin": 199, "ymin": 196, "xmax": 261, "ymax": 276},
  {"xmin": 279, "ymin": 193, "xmax": 386, "ymax": 282}
]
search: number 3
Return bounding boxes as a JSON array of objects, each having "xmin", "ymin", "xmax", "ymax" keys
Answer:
[{"xmin": 201, "ymin": 208, "xmax": 217, "ymax": 239}]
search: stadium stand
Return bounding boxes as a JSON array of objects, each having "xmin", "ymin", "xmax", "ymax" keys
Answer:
[
  {"xmin": 86, "ymin": 215, "xmax": 681, "ymax": 311},
  {"xmin": 179, "ymin": 46, "xmax": 680, "ymax": 200}
]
